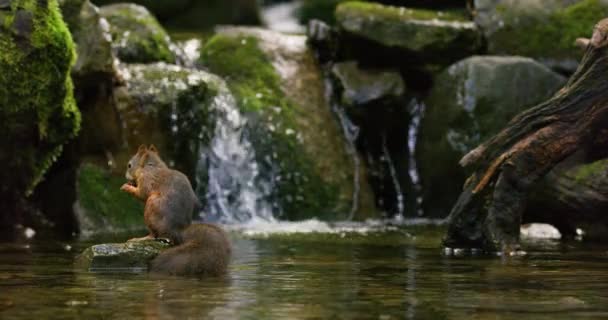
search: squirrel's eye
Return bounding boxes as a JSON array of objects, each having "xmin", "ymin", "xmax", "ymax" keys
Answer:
[{"xmin": 128, "ymin": 163, "xmax": 132, "ymax": 168}]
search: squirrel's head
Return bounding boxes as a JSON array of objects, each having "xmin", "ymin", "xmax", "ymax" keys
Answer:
[{"xmin": 125, "ymin": 144, "xmax": 167, "ymax": 184}]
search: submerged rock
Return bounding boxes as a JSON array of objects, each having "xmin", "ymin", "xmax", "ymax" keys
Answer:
[
  {"xmin": 336, "ymin": 2, "xmax": 482, "ymax": 64},
  {"xmin": 0, "ymin": 0, "xmax": 80, "ymax": 200},
  {"xmin": 75, "ymin": 240, "xmax": 169, "ymax": 271},
  {"xmin": 418, "ymin": 56, "xmax": 566, "ymax": 217},
  {"xmin": 331, "ymin": 61, "xmax": 405, "ymax": 108},
  {"xmin": 200, "ymin": 27, "xmax": 378, "ymax": 220},
  {"xmin": 100, "ymin": 3, "xmax": 176, "ymax": 63},
  {"xmin": 474, "ymin": 0, "xmax": 608, "ymax": 72}
]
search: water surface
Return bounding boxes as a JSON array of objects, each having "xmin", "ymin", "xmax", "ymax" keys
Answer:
[{"xmin": 1, "ymin": 224, "xmax": 608, "ymax": 319}]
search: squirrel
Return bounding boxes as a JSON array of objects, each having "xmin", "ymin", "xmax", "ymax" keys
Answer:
[{"xmin": 120, "ymin": 145, "xmax": 231, "ymax": 276}]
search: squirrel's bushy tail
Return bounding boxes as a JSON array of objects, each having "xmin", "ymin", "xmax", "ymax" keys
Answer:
[{"xmin": 150, "ymin": 223, "xmax": 231, "ymax": 276}]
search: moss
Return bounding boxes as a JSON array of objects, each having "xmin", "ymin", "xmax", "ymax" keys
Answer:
[
  {"xmin": 0, "ymin": 0, "xmax": 80, "ymax": 197},
  {"xmin": 337, "ymin": 1, "xmax": 468, "ymax": 22},
  {"xmin": 335, "ymin": 1, "xmax": 479, "ymax": 63},
  {"xmin": 200, "ymin": 34, "xmax": 351, "ymax": 220},
  {"xmin": 572, "ymin": 159, "xmax": 608, "ymax": 184},
  {"xmin": 77, "ymin": 163, "xmax": 144, "ymax": 232},
  {"xmin": 490, "ymin": 0, "xmax": 608, "ymax": 60},
  {"xmin": 100, "ymin": 3, "xmax": 175, "ymax": 63}
]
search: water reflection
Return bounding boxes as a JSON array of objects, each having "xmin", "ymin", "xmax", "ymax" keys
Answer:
[{"xmin": 1, "ymin": 228, "xmax": 608, "ymax": 319}]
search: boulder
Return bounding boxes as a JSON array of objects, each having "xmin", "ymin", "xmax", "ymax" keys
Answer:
[
  {"xmin": 473, "ymin": 0, "xmax": 608, "ymax": 72},
  {"xmin": 336, "ymin": 1, "xmax": 482, "ymax": 65},
  {"xmin": 59, "ymin": 0, "xmax": 116, "ymax": 78},
  {"xmin": 200, "ymin": 27, "xmax": 378, "ymax": 220},
  {"xmin": 526, "ymin": 157, "xmax": 608, "ymax": 240},
  {"xmin": 75, "ymin": 239, "xmax": 170, "ymax": 271},
  {"xmin": 0, "ymin": 0, "xmax": 80, "ymax": 237},
  {"xmin": 99, "ymin": 3, "xmax": 176, "ymax": 63},
  {"xmin": 110, "ymin": 63, "xmax": 221, "ymax": 179},
  {"xmin": 418, "ymin": 56, "xmax": 566, "ymax": 217}
]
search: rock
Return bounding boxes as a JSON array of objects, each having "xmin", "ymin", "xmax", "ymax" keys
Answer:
[
  {"xmin": 60, "ymin": 0, "xmax": 116, "ymax": 78},
  {"xmin": 99, "ymin": 3, "xmax": 176, "ymax": 63},
  {"xmin": 200, "ymin": 27, "xmax": 378, "ymax": 220},
  {"xmin": 418, "ymin": 56, "xmax": 566, "ymax": 217},
  {"xmin": 75, "ymin": 240, "xmax": 170, "ymax": 271},
  {"xmin": 92, "ymin": 0, "xmax": 262, "ymax": 30},
  {"xmin": 336, "ymin": 2, "xmax": 482, "ymax": 64},
  {"xmin": 298, "ymin": 0, "xmax": 469, "ymax": 24},
  {"xmin": 473, "ymin": 0, "xmax": 608, "ymax": 72},
  {"xmin": 526, "ymin": 157, "xmax": 608, "ymax": 240},
  {"xmin": 520, "ymin": 223, "xmax": 561, "ymax": 240},
  {"xmin": 111, "ymin": 62, "xmax": 222, "ymax": 180},
  {"xmin": 0, "ymin": 0, "xmax": 80, "ymax": 200},
  {"xmin": 331, "ymin": 61, "xmax": 405, "ymax": 107},
  {"xmin": 74, "ymin": 163, "xmax": 144, "ymax": 237}
]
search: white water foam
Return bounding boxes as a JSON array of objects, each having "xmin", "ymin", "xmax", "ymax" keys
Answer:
[{"xmin": 227, "ymin": 217, "xmax": 446, "ymax": 237}]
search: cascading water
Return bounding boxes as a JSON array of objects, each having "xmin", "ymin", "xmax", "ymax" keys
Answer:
[
  {"xmin": 381, "ymin": 133, "xmax": 405, "ymax": 219},
  {"xmin": 324, "ymin": 76, "xmax": 362, "ymax": 220},
  {"xmin": 407, "ymin": 99, "xmax": 425, "ymax": 216},
  {"xmin": 197, "ymin": 83, "xmax": 275, "ymax": 223}
]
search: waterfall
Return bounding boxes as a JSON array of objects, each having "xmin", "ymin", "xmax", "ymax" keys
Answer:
[
  {"xmin": 197, "ymin": 83, "xmax": 275, "ymax": 223},
  {"xmin": 324, "ymin": 77, "xmax": 362, "ymax": 220},
  {"xmin": 407, "ymin": 99, "xmax": 425, "ymax": 216},
  {"xmin": 381, "ymin": 133, "xmax": 405, "ymax": 219}
]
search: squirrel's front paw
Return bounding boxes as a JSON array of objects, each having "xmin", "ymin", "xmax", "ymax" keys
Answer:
[{"xmin": 120, "ymin": 183, "xmax": 133, "ymax": 192}]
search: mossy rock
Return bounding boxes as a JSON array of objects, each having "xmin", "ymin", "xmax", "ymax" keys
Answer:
[
  {"xmin": 526, "ymin": 158, "xmax": 608, "ymax": 240},
  {"xmin": 0, "ymin": 0, "xmax": 81, "ymax": 198},
  {"xmin": 75, "ymin": 239, "xmax": 170, "ymax": 271},
  {"xmin": 418, "ymin": 55, "xmax": 566, "ymax": 217},
  {"xmin": 59, "ymin": 0, "xmax": 116, "ymax": 77},
  {"xmin": 335, "ymin": 1, "xmax": 482, "ymax": 64},
  {"xmin": 110, "ymin": 63, "xmax": 223, "ymax": 180},
  {"xmin": 74, "ymin": 163, "xmax": 144, "ymax": 236},
  {"xmin": 99, "ymin": 3, "xmax": 176, "ymax": 63},
  {"xmin": 200, "ymin": 27, "xmax": 378, "ymax": 221},
  {"xmin": 474, "ymin": 0, "xmax": 608, "ymax": 72}
]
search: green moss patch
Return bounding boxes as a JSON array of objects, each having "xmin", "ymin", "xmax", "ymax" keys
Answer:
[
  {"xmin": 100, "ymin": 3, "xmax": 175, "ymax": 63},
  {"xmin": 0, "ymin": 0, "xmax": 80, "ymax": 196},
  {"xmin": 488, "ymin": 0, "xmax": 608, "ymax": 63},
  {"xmin": 76, "ymin": 163, "xmax": 144, "ymax": 233}
]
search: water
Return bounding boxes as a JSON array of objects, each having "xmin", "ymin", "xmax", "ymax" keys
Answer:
[
  {"xmin": 408, "ymin": 99, "xmax": 425, "ymax": 217},
  {"xmin": 2, "ymin": 225, "xmax": 608, "ymax": 319},
  {"xmin": 198, "ymin": 83, "xmax": 275, "ymax": 223}
]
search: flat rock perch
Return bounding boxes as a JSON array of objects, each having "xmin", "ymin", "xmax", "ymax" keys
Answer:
[{"xmin": 75, "ymin": 240, "xmax": 170, "ymax": 272}]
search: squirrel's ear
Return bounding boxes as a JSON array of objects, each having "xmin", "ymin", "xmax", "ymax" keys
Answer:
[
  {"xmin": 148, "ymin": 144, "xmax": 158, "ymax": 153},
  {"xmin": 137, "ymin": 144, "xmax": 146, "ymax": 153}
]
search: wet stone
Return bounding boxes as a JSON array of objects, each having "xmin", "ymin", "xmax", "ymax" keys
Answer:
[
  {"xmin": 75, "ymin": 240, "xmax": 170, "ymax": 272},
  {"xmin": 331, "ymin": 61, "xmax": 405, "ymax": 107}
]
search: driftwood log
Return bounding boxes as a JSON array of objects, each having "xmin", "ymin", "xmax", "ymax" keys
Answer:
[{"xmin": 444, "ymin": 18, "xmax": 608, "ymax": 252}]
